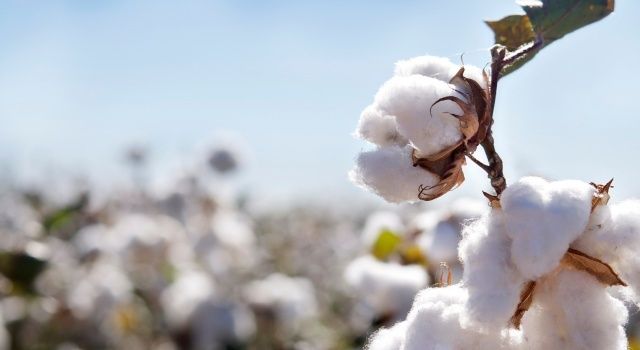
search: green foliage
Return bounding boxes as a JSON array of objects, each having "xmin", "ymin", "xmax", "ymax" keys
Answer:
[
  {"xmin": 487, "ymin": 0, "xmax": 614, "ymax": 75},
  {"xmin": 0, "ymin": 252, "xmax": 47, "ymax": 295}
]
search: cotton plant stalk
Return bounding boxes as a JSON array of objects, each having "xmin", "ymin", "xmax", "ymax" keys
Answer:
[{"xmin": 349, "ymin": 1, "xmax": 630, "ymax": 349}]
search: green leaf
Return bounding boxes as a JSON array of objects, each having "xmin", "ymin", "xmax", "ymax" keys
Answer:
[
  {"xmin": 486, "ymin": 0, "xmax": 614, "ymax": 75},
  {"xmin": 521, "ymin": 0, "xmax": 614, "ymax": 41},
  {"xmin": 43, "ymin": 193, "xmax": 88, "ymax": 233},
  {"xmin": 371, "ymin": 229, "xmax": 402, "ymax": 261},
  {"xmin": 486, "ymin": 15, "xmax": 536, "ymax": 51},
  {"xmin": 485, "ymin": 15, "xmax": 540, "ymax": 75}
]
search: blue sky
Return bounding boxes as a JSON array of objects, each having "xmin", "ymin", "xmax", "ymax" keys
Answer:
[{"xmin": 1, "ymin": 0, "xmax": 639, "ymax": 203}]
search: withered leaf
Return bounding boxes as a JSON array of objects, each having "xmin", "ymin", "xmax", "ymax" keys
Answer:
[
  {"xmin": 561, "ymin": 248, "xmax": 626, "ymax": 286},
  {"xmin": 486, "ymin": 15, "xmax": 537, "ymax": 51},
  {"xmin": 510, "ymin": 280, "xmax": 536, "ymax": 329}
]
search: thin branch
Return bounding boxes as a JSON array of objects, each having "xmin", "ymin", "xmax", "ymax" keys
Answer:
[{"xmin": 465, "ymin": 151, "xmax": 491, "ymax": 173}]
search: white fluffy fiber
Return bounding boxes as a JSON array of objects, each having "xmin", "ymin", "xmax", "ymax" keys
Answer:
[
  {"xmin": 345, "ymin": 256, "xmax": 428, "ymax": 319},
  {"xmin": 352, "ymin": 55, "xmax": 488, "ymax": 203},
  {"xmin": 368, "ymin": 176, "xmax": 640, "ymax": 350},
  {"xmin": 350, "ymin": 145, "xmax": 438, "ymax": 203},
  {"xmin": 243, "ymin": 273, "xmax": 317, "ymax": 327},
  {"xmin": 500, "ymin": 177, "xmax": 594, "ymax": 279},
  {"xmin": 361, "ymin": 211, "xmax": 405, "ymax": 248}
]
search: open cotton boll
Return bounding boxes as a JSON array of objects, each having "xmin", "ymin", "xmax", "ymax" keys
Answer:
[
  {"xmin": 500, "ymin": 177, "xmax": 594, "ymax": 279},
  {"xmin": 361, "ymin": 211, "xmax": 405, "ymax": 247},
  {"xmin": 373, "ymin": 75, "xmax": 464, "ymax": 158},
  {"xmin": 458, "ymin": 213, "xmax": 527, "ymax": 330},
  {"xmin": 160, "ymin": 269, "xmax": 216, "ymax": 330},
  {"xmin": 243, "ymin": 273, "xmax": 317, "ymax": 327},
  {"xmin": 400, "ymin": 284, "xmax": 520, "ymax": 350},
  {"xmin": 366, "ymin": 321, "xmax": 408, "ymax": 350},
  {"xmin": 355, "ymin": 105, "xmax": 408, "ymax": 147},
  {"xmin": 520, "ymin": 269, "xmax": 628, "ymax": 350},
  {"xmin": 418, "ymin": 220, "xmax": 460, "ymax": 263},
  {"xmin": 345, "ymin": 256, "xmax": 428, "ymax": 319},
  {"xmin": 394, "ymin": 55, "xmax": 459, "ymax": 82},
  {"xmin": 350, "ymin": 145, "xmax": 439, "ymax": 203},
  {"xmin": 211, "ymin": 210, "xmax": 256, "ymax": 250},
  {"xmin": 572, "ymin": 200, "xmax": 640, "ymax": 298},
  {"xmin": 394, "ymin": 55, "xmax": 488, "ymax": 89}
]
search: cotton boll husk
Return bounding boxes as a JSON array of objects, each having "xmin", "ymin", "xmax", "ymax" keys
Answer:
[
  {"xmin": 500, "ymin": 177, "xmax": 594, "ymax": 279},
  {"xmin": 350, "ymin": 145, "xmax": 439, "ymax": 203},
  {"xmin": 366, "ymin": 321, "xmax": 408, "ymax": 350},
  {"xmin": 373, "ymin": 75, "xmax": 464, "ymax": 158},
  {"xmin": 345, "ymin": 256, "xmax": 428, "ymax": 319},
  {"xmin": 361, "ymin": 211, "xmax": 405, "ymax": 248},
  {"xmin": 458, "ymin": 212, "xmax": 527, "ymax": 330},
  {"xmin": 520, "ymin": 269, "xmax": 628, "ymax": 350},
  {"xmin": 572, "ymin": 200, "xmax": 640, "ymax": 299},
  {"xmin": 355, "ymin": 105, "xmax": 408, "ymax": 147},
  {"xmin": 401, "ymin": 284, "xmax": 521, "ymax": 350}
]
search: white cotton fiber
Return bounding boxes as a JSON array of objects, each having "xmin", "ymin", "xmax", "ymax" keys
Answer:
[
  {"xmin": 373, "ymin": 75, "xmax": 464, "ymax": 158},
  {"xmin": 401, "ymin": 284, "xmax": 520, "ymax": 350},
  {"xmin": 366, "ymin": 321, "xmax": 408, "ymax": 350},
  {"xmin": 394, "ymin": 56, "xmax": 459, "ymax": 82},
  {"xmin": 349, "ymin": 145, "xmax": 439, "ymax": 203},
  {"xmin": 419, "ymin": 220, "xmax": 460, "ymax": 263},
  {"xmin": 458, "ymin": 212, "xmax": 527, "ymax": 330},
  {"xmin": 520, "ymin": 269, "xmax": 628, "ymax": 350},
  {"xmin": 572, "ymin": 200, "xmax": 640, "ymax": 299},
  {"xmin": 355, "ymin": 105, "xmax": 408, "ymax": 147},
  {"xmin": 345, "ymin": 256, "xmax": 428, "ymax": 319},
  {"xmin": 394, "ymin": 55, "xmax": 488, "ymax": 89},
  {"xmin": 500, "ymin": 177, "xmax": 594, "ymax": 279}
]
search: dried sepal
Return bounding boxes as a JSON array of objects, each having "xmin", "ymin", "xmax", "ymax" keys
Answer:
[
  {"xmin": 435, "ymin": 262, "xmax": 453, "ymax": 287},
  {"xmin": 510, "ymin": 280, "xmax": 536, "ymax": 329},
  {"xmin": 482, "ymin": 191, "xmax": 501, "ymax": 208},
  {"xmin": 590, "ymin": 178, "xmax": 613, "ymax": 212},
  {"xmin": 414, "ymin": 149, "xmax": 466, "ymax": 201},
  {"xmin": 561, "ymin": 248, "xmax": 626, "ymax": 287},
  {"xmin": 412, "ymin": 68, "xmax": 491, "ymax": 201}
]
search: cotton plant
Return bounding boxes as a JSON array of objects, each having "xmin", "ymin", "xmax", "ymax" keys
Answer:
[{"xmin": 349, "ymin": 1, "xmax": 632, "ymax": 349}]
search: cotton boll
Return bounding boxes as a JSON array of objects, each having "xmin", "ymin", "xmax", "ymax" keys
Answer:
[
  {"xmin": 160, "ymin": 269, "xmax": 216, "ymax": 330},
  {"xmin": 500, "ymin": 177, "xmax": 594, "ymax": 279},
  {"xmin": 373, "ymin": 75, "xmax": 464, "ymax": 158},
  {"xmin": 355, "ymin": 105, "xmax": 408, "ymax": 147},
  {"xmin": 350, "ymin": 145, "xmax": 439, "ymax": 203},
  {"xmin": 361, "ymin": 211, "xmax": 405, "ymax": 248},
  {"xmin": 401, "ymin": 284, "xmax": 519, "ymax": 350},
  {"xmin": 211, "ymin": 210, "xmax": 256, "ymax": 250},
  {"xmin": 394, "ymin": 56, "xmax": 459, "ymax": 82},
  {"xmin": 345, "ymin": 256, "xmax": 428, "ymax": 320},
  {"xmin": 243, "ymin": 274, "xmax": 317, "ymax": 327},
  {"xmin": 419, "ymin": 220, "xmax": 460, "ymax": 263},
  {"xmin": 458, "ymin": 212, "xmax": 527, "ymax": 330},
  {"xmin": 366, "ymin": 321, "xmax": 408, "ymax": 350},
  {"xmin": 521, "ymin": 269, "xmax": 628, "ymax": 350},
  {"xmin": 573, "ymin": 200, "xmax": 640, "ymax": 298}
]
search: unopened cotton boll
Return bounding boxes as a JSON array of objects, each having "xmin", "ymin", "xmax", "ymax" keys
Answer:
[
  {"xmin": 361, "ymin": 211, "xmax": 405, "ymax": 248},
  {"xmin": 458, "ymin": 212, "xmax": 526, "ymax": 330},
  {"xmin": 345, "ymin": 256, "xmax": 428, "ymax": 319},
  {"xmin": 355, "ymin": 105, "xmax": 408, "ymax": 147},
  {"xmin": 373, "ymin": 75, "xmax": 464, "ymax": 158},
  {"xmin": 349, "ymin": 145, "xmax": 439, "ymax": 203},
  {"xmin": 500, "ymin": 177, "xmax": 594, "ymax": 279}
]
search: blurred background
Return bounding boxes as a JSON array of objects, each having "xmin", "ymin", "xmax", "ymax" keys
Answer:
[{"xmin": 0, "ymin": 0, "xmax": 639, "ymax": 349}]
